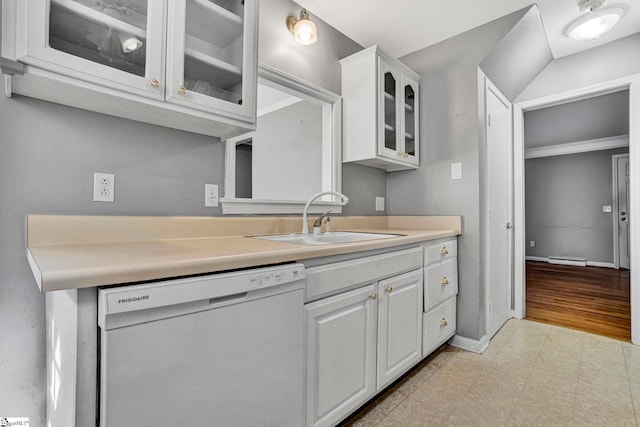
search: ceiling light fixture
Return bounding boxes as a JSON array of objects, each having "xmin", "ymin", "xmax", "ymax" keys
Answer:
[
  {"xmin": 565, "ymin": 1, "xmax": 626, "ymax": 41},
  {"xmin": 286, "ymin": 9, "xmax": 318, "ymax": 45}
]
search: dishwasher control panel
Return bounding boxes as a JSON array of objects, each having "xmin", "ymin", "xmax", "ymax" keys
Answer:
[{"xmin": 98, "ymin": 263, "xmax": 306, "ymax": 323}]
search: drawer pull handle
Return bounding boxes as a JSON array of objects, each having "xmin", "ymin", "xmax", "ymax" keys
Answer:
[
  {"xmin": 149, "ymin": 78, "xmax": 160, "ymax": 88},
  {"xmin": 370, "ymin": 292, "xmax": 377, "ymax": 300},
  {"xmin": 441, "ymin": 277, "xmax": 449, "ymax": 286},
  {"xmin": 440, "ymin": 247, "xmax": 449, "ymax": 255},
  {"xmin": 385, "ymin": 286, "xmax": 393, "ymax": 294},
  {"xmin": 440, "ymin": 318, "xmax": 448, "ymax": 327}
]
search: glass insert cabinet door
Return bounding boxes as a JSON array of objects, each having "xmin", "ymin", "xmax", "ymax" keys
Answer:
[
  {"xmin": 166, "ymin": 0, "xmax": 257, "ymax": 121},
  {"xmin": 402, "ymin": 77, "xmax": 419, "ymax": 165},
  {"xmin": 20, "ymin": 0, "xmax": 166, "ymax": 99},
  {"xmin": 378, "ymin": 59, "xmax": 400, "ymax": 160},
  {"xmin": 377, "ymin": 57, "xmax": 419, "ymax": 165}
]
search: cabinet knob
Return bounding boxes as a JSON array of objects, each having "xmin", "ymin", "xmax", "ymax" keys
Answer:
[
  {"xmin": 149, "ymin": 78, "xmax": 160, "ymax": 88},
  {"xmin": 177, "ymin": 85, "xmax": 187, "ymax": 95},
  {"xmin": 385, "ymin": 286, "xmax": 393, "ymax": 294},
  {"xmin": 370, "ymin": 292, "xmax": 377, "ymax": 300},
  {"xmin": 440, "ymin": 247, "xmax": 449, "ymax": 255},
  {"xmin": 439, "ymin": 318, "xmax": 448, "ymax": 327},
  {"xmin": 441, "ymin": 277, "xmax": 449, "ymax": 286}
]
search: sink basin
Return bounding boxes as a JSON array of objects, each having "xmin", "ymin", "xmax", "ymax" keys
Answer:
[{"xmin": 253, "ymin": 231, "xmax": 403, "ymax": 246}]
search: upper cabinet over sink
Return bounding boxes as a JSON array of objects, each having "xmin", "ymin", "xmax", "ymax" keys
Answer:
[
  {"xmin": 3, "ymin": 0, "xmax": 258, "ymax": 138},
  {"xmin": 340, "ymin": 45, "xmax": 419, "ymax": 171}
]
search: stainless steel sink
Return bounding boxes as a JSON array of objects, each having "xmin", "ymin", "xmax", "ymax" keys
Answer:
[{"xmin": 252, "ymin": 231, "xmax": 403, "ymax": 246}]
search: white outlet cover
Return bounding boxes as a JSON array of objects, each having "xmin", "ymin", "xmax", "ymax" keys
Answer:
[
  {"xmin": 93, "ymin": 172, "xmax": 114, "ymax": 203},
  {"xmin": 602, "ymin": 205, "xmax": 612, "ymax": 212},
  {"xmin": 375, "ymin": 197, "xmax": 385, "ymax": 211}
]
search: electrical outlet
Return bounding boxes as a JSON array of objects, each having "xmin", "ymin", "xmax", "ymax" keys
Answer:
[
  {"xmin": 205, "ymin": 184, "xmax": 218, "ymax": 207},
  {"xmin": 602, "ymin": 205, "xmax": 612, "ymax": 212},
  {"xmin": 375, "ymin": 197, "xmax": 385, "ymax": 212},
  {"xmin": 450, "ymin": 162, "xmax": 462, "ymax": 180},
  {"xmin": 93, "ymin": 172, "xmax": 115, "ymax": 203},
  {"xmin": 530, "ymin": 240, "xmax": 536, "ymax": 247}
]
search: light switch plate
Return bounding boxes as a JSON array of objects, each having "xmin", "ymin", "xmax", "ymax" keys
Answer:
[
  {"xmin": 375, "ymin": 197, "xmax": 385, "ymax": 211},
  {"xmin": 602, "ymin": 205, "xmax": 612, "ymax": 212},
  {"xmin": 205, "ymin": 184, "xmax": 219, "ymax": 207},
  {"xmin": 451, "ymin": 162, "xmax": 462, "ymax": 180}
]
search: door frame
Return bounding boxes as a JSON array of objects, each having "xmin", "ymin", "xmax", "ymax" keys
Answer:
[
  {"xmin": 613, "ymin": 154, "xmax": 630, "ymax": 269},
  {"xmin": 483, "ymin": 76, "xmax": 513, "ymax": 338},
  {"xmin": 513, "ymin": 74, "xmax": 640, "ymax": 345}
]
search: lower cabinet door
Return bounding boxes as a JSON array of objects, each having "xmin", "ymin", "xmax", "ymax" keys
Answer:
[
  {"xmin": 377, "ymin": 269, "xmax": 423, "ymax": 390},
  {"xmin": 305, "ymin": 284, "xmax": 378, "ymax": 427}
]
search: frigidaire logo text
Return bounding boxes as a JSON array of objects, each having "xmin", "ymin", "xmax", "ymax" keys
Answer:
[{"xmin": 118, "ymin": 295, "xmax": 150, "ymax": 304}]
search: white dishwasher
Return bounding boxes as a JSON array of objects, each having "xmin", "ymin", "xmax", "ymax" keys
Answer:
[{"xmin": 97, "ymin": 263, "xmax": 305, "ymax": 427}]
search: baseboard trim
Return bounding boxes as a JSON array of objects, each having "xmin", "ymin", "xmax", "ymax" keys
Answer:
[
  {"xmin": 586, "ymin": 261, "xmax": 616, "ymax": 268},
  {"xmin": 449, "ymin": 334, "xmax": 489, "ymax": 354},
  {"xmin": 525, "ymin": 256, "xmax": 616, "ymax": 269}
]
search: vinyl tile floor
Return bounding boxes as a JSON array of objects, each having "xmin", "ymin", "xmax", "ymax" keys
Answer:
[{"xmin": 341, "ymin": 319, "xmax": 640, "ymax": 426}]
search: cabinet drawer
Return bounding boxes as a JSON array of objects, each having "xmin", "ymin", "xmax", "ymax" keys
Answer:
[
  {"xmin": 305, "ymin": 247, "xmax": 422, "ymax": 301},
  {"xmin": 422, "ymin": 297, "xmax": 456, "ymax": 357},
  {"xmin": 424, "ymin": 238, "xmax": 457, "ymax": 266},
  {"xmin": 424, "ymin": 258, "xmax": 458, "ymax": 311}
]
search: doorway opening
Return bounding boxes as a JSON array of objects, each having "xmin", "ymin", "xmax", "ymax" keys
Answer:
[{"xmin": 514, "ymin": 79, "xmax": 638, "ymax": 344}]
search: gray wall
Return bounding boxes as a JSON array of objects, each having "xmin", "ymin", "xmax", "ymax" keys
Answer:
[
  {"xmin": 0, "ymin": 0, "xmax": 374, "ymax": 423},
  {"xmin": 387, "ymin": 7, "xmax": 545, "ymax": 342},
  {"xmin": 518, "ymin": 33, "xmax": 640, "ymax": 102},
  {"xmin": 525, "ymin": 148, "xmax": 629, "ymax": 262},
  {"xmin": 524, "ymin": 90, "xmax": 630, "ymax": 147}
]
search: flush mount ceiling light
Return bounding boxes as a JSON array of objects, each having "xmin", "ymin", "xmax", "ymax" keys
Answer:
[
  {"xmin": 565, "ymin": 1, "xmax": 627, "ymax": 41},
  {"xmin": 286, "ymin": 9, "xmax": 318, "ymax": 45}
]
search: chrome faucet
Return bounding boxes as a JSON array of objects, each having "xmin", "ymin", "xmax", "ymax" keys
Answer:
[
  {"xmin": 302, "ymin": 191, "xmax": 349, "ymax": 235},
  {"xmin": 313, "ymin": 210, "xmax": 332, "ymax": 234}
]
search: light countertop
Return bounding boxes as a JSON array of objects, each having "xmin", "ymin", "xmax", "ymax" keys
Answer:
[{"xmin": 26, "ymin": 215, "xmax": 462, "ymax": 292}]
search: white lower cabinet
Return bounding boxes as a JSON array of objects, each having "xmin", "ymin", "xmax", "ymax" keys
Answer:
[
  {"xmin": 422, "ymin": 237, "xmax": 459, "ymax": 356},
  {"xmin": 377, "ymin": 270, "xmax": 423, "ymax": 390},
  {"xmin": 305, "ymin": 285, "xmax": 378, "ymax": 427},
  {"xmin": 304, "ymin": 248, "xmax": 424, "ymax": 427}
]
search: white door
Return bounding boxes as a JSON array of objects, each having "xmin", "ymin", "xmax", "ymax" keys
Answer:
[
  {"xmin": 486, "ymin": 80, "xmax": 512, "ymax": 338},
  {"xmin": 377, "ymin": 270, "xmax": 422, "ymax": 390},
  {"xmin": 616, "ymin": 155, "xmax": 631, "ymax": 269}
]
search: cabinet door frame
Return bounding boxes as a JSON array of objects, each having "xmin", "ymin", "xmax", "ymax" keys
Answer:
[
  {"xmin": 377, "ymin": 56, "xmax": 402, "ymax": 162},
  {"xmin": 17, "ymin": 0, "xmax": 166, "ymax": 100},
  {"xmin": 400, "ymin": 74, "xmax": 420, "ymax": 166},
  {"xmin": 377, "ymin": 269, "xmax": 423, "ymax": 390},
  {"xmin": 305, "ymin": 284, "xmax": 377, "ymax": 427},
  {"xmin": 165, "ymin": 0, "xmax": 257, "ymax": 122}
]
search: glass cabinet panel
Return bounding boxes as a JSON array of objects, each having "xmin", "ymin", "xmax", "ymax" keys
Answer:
[
  {"xmin": 49, "ymin": 0, "xmax": 149, "ymax": 77},
  {"xmin": 383, "ymin": 71, "xmax": 397, "ymax": 152},
  {"xmin": 404, "ymin": 84, "xmax": 416, "ymax": 157},
  {"xmin": 182, "ymin": 0, "xmax": 245, "ymax": 105}
]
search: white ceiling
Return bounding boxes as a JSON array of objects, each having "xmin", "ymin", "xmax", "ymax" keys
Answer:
[{"xmin": 293, "ymin": 0, "xmax": 640, "ymax": 58}]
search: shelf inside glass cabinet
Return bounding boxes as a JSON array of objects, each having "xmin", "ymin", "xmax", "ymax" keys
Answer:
[{"xmin": 49, "ymin": 0, "xmax": 148, "ymax": 76}]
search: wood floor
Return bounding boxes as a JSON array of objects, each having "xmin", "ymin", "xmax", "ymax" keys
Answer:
[{"xmin": 525, "ymin": 261, "xmax": 631, "ymax": 341}]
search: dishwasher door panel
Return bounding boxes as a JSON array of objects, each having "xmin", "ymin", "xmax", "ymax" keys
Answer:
[{"xmin": 99, "ymin": 288, "xmax": 304, "ymax": 427}]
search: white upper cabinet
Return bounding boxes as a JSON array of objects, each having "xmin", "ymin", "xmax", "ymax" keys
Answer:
[
  {"xmin": 341, "ymin": 45, "xmax": 420, "ymax": 171},
  {"xmin": 166, "ymin": 0, "xmax": 256, "ymax": 119},
  {"xmin": 10, "ymin": 0, "xmax": 257, "ymax": 137}
]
